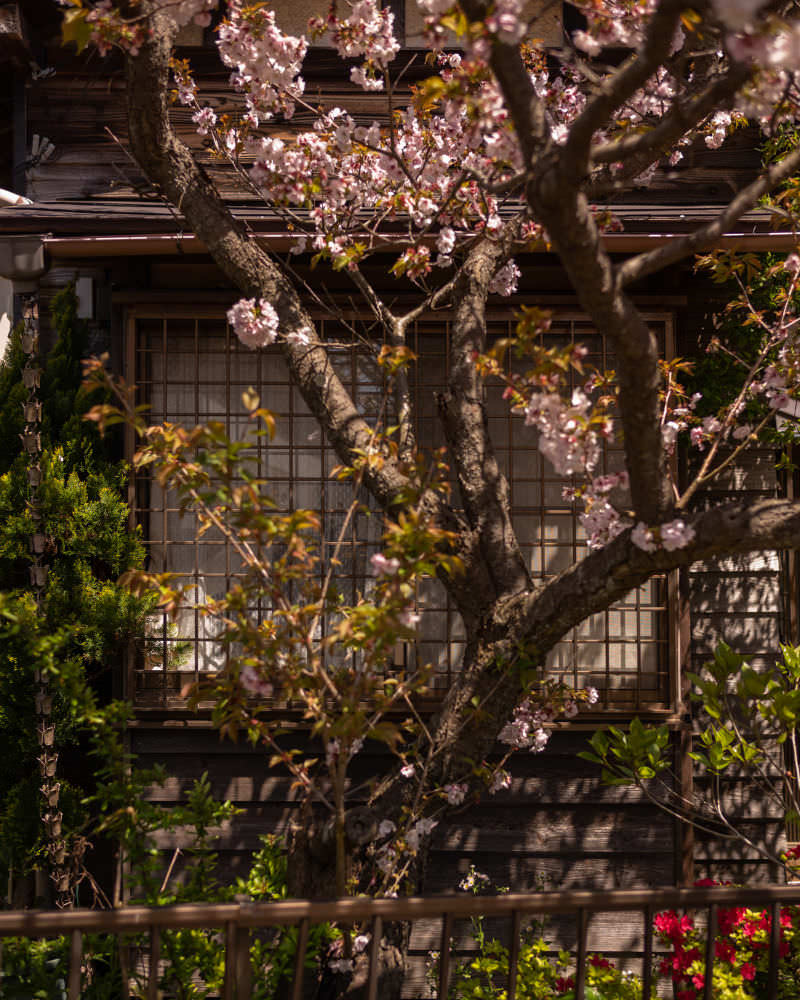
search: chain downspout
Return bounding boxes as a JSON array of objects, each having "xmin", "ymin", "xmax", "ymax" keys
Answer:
[{"xmin": 21, "ymin": 294, "xmax": 71, "ymax": 910}]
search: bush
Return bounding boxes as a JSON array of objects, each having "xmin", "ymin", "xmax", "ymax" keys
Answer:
[
  {"xmin": 0, "ymin": 827, "xmax": 335, "ymax": 999},
  {"xmin": 430, "ymin": 868, "xmax": 654, "ymax": 1000},
  {"xmin": 655, "ymin": 880, "xmax": 800, "ymax": 1000}
]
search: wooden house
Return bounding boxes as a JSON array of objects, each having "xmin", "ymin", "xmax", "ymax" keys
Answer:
[{"xmin": 0, "ymin": 0, "xmax": 795, "ymax": 980}]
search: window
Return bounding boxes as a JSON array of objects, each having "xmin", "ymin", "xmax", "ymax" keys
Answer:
[{"xmin": 129, "ymin": 306, "xmax": 676, "ymax": 713}]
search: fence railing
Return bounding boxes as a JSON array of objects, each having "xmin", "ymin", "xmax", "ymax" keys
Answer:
[{"xmin": 2, "ymin": 884, "xmax": 800, "ymax": 1000}]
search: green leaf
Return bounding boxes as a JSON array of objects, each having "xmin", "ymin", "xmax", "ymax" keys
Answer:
[{"xmin": 62, "ymin": 6, "xmax": 92, "ymax": 52}]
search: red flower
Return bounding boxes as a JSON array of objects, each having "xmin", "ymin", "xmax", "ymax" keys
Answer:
[
  {"xmin": 555, "ymin": 976, "xmax": 574, "ymax": 992},
  {"xmin": 677, "ymin": 990, "xmax": 696, "ymax": 1000},
  {"xmin": 715, "ymin": 939, "xmax": 736, "ymax": 963},
  {"xmin": 589, "ymin": 954, "xmax": 613, "ymax": 969},
  {"xmin": 692, "ymin": 973, "xmax": 705, "ymax": 990},
  {"xmin": 694, "ymin": 877, "xmax": 719, "ymax": 888},
  {"xmin": 718, "ymin": 906, "xmax": 746, "ymax": 936},
  {"xmin": 740, "ymin": 962, "xmax": 756, "ymax": 981},
  {"xmin": 654, "ymin": 910, "xmax": 694, "ymax": 943}
]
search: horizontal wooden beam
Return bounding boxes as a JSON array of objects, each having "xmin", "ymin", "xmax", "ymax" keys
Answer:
[
  {"xmin": 42, "ymin": 230, "xmax": 800, "ymax": 260},
  {"xmin": 2, "ymin": 884, "xmax": 800, "ymax": 935}
]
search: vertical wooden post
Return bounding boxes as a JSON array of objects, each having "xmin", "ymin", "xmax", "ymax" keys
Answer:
[
  {"xmin": 291, "ymin": 918, "xmax": 310, "ymax": 1000},
  {"xmin": 235, "ymin": 926, "xmax": 252, "ymax": 998},
  {"xmin": 768, "ymin": 901, "xmax": 781, "ymax": 1000},
  {"xmin": 574, "ymin": 908, "xmax": 589, "ymax": 1000},
  {"xmin": 68, "ymin": 929, "xmax": 82, "ymax": 1000},
  {"xmin": 642, "ymin": 906, "xmax": 653, "ymax": 1000},
  {"xmin": 674, "ymin": 566, "xmax": 694, "ymax": 886},
  {"xmin": 224, "ymin": 921, "xmax": 237, "ymax": 1000},
  {"xmin": 703, "ymin": 904, "xmax": 717, "ymax": 1000},
  {"xmin": 507, "ymin": 909, "xmax": 522, "ymax": 1000},
  {"xmin": 147, "ymin": 925, "xmax": 160, "ymax": 1000},
  {"xmin": 437, "ymin": 912, "xmax": 453, "ymax": 999},
  {"xmin": 365, "ymin": 914, "xmax": 382, "ymax": 1000}
]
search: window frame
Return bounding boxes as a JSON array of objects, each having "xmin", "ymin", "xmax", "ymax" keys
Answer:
[{"xmin": 123, "ymin": 303, "xmax": 682, "ymax": 720}]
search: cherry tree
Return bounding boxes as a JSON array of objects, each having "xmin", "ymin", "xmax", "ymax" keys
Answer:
[{"xmin": 63, "ymin": 0, "xmax": 800, "ymax": 948}]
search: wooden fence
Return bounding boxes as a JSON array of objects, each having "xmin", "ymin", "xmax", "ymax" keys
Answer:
[{"xmin": 2, "ymin": 884, "xmax": 800, "ymax": 1000}]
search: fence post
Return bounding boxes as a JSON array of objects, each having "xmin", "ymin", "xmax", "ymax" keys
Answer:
[
  {"xmin": 224, "ymin": 920, "xmax": 237, "ymax": 1000},
  {"xmin": 68, "ymin": 928, "xmax": 81, "ymax": 1000},
  {"xmin": 507, "ymin": 909, "xmax": 522, "ymax": 1000},
  {"xmin": 292, "ymin": 917, "xmax": 310, "ymax": 1000},
  {"xmin": 437, "ymin": 912, "xmax": 453, "ymax": 999},
  {"xmin": 148, "ymin": 925, "xmax": 160, "ymax": 1000},
  {"xmin": 365, "ymin": 914, "xmax": 382, "ymax": 1000},
  {"xmin": 235, "ymin": 926, "xmax": 252, "ymax": 998},
  {"xmin": 703, "ymin": 904, "xmax": 717, "ymax": 1000},
  {"xmin": 768, "ymin": 900, "xmax": 780, "ymax": 999},
  {"xmin": 574, "ymin": 908, "xmax": 588, "ymax": 1000},
  {"xmin": 642, "ymin": 906, "xmax": 653, "ymax": 1000}
]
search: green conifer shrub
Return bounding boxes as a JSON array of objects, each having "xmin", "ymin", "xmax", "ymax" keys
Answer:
[{"xmin": 0, "ymin": 285, "xmax": 148, "ymax": 900}]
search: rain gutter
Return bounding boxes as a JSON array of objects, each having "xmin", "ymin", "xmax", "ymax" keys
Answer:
[{"xmin": 41, "ymin": 230, "xmax": 800, "ymax": 258}]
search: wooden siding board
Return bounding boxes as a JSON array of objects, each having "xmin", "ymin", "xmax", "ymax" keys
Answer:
[{"xmin": 687, "ymin": 440, "xmax": 785, "ymax": 882}]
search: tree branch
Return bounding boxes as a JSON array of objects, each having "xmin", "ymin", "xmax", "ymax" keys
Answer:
[
  {"xmin": 561, "ymin": 0, "xmax": 687, "ymax": 179},
  {"xmin": 464, "ymin": 5, "xmax": 669, "ymax": 524},
  {"xmin": 123, "ymin": 4, "xmax": 492, "ymax": 621},
  {"xmin": 346, "ymin": 266, "xmax": 418, "ymax": 462},
  {"xmin": 589, "ymin": 64, "xmax": 750, "ymax": 167},
  {"xmin": 438, "ymin": 226, "xmax": 531, "ymax": 600},
  {"xmin": 422, "ymin": 496, "xmax": 800, "ymax": 788},
  {"xmin": 518, "ymin": 497, "xmax": 800, "ymax": 651},
  {"xmin": 460, "ymin": 0, "xmax": 550, "ymax": 163},
  {"xmin": 617, "ymin": 142, "xmax": 800, "ymax": 286}
]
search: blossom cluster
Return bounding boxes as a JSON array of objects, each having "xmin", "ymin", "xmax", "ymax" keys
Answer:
[
  {"xmin": 320, "ymin": 0, "xmax": 400, "ymax": 91},
  {"xmin": 217, "ymin": 1, "xmax": 307, "ymax": 122},
  {"xmin": 242, "ymin": 83, "xmax": 522, "ymax": 276},
  {"xmin": 577, "ymin": 471, "xmax": 630, "ymax": 550},
  {"xmin": 499, "ymin": 683, "xmax": 599, "ymax": 753},
  {"xmin": 655, "ymin": 880, "xmax": 798, "ymax": 999},
  {"xmin": 523, "ymin": 388, "xmax": 602, "ymax": 478},
  {"xmin": 631, "ymin": 518, "xmax": 696, "ymax": 554},
  {"xmin": 84, "ymin": 0, "xmax": 150, "ymax": 56},
  {"xmin": 226, "ymin": 298, "xmax": 279, "ymax": 349}
]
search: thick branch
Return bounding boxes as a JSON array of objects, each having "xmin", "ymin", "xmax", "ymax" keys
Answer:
[
  {"xmin": 463, "ymin": 6, "xmax": 668, "ymax": 523},
  {"xmin": 124, "ymin": 6, "xmax": 492, "ymax": 620},
  {"xmin": 517, "ymin": 497, "xmax": 800, "ymax": 650},
  {"xmin": 438, "ymin": 228, "xmax": 531, "ymax": 600},
  {"xmin": 617, "ymin": 142, "xmax": 800, "ymax": 286},
  {"xmin": 460, "ymin": 0, "xmax": 550, "ymax": 163},
  {"xmin": 424, "ymin": 496, "xmax": 800, "ymax": 784},
  {"xmin": 590, "ymin": 64, "xmax": 751, "ymax": 167},
  {"xmin": 526, "ymin": 175, "xmax": 668, "ymax": 521}
]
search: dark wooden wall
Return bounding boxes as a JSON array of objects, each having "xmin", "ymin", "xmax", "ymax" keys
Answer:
[
  {"xmin": 689, "ymin": 444, "xmax": 787, "ymax": 884},
  {"xmin": 130, "ymin": 724, "xmax": 678, "ymax": 996},
  {"xmin": 25, "ymin": 36, "xmax": 763, "ymax": 206}
]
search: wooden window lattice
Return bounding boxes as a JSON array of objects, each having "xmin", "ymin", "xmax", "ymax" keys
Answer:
[{"xmin": 128, "ymin": 307, "xmax": 676, "ymax": 712}]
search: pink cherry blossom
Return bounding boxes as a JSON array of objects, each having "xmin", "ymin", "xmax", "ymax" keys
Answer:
[
  {"xmin": 370, "ymin": 552, "xmax": 400, "ymax": 576},
  {"xmin": 239, "ymin": 664, "xmax": 274, "ymax": 698},
  {"xmin": 444, "ymin": 782, "xmax": 468, "ymax": 805},
  {"xmin": 489, "ymin": 769, "xmax": 511, "ymax": 794},
  {"xmin": 192, "ymin": 106, "xmax": 217, "ymax": 136},
  {"xmin": 660, "ymin": 519, "xmax": 696, "ymax": 552},
  {"xmin": 227, "ymin": 298, "xmax": 279, "ymax": 349},
  {"xmin": 488, "ymin": 260, "xmax": 520, "ymax": 296},
  {"xmin": 632, "ymin": 522, "xmax": 657, "ymax": 553}
]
